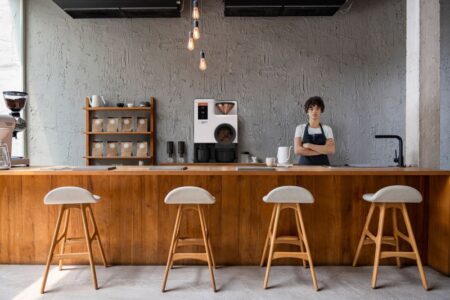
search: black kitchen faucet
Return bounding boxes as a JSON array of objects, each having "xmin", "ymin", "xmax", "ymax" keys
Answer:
[{"xmin": 375, "ymin": 135, "xmax": 405, "ymax": 167}]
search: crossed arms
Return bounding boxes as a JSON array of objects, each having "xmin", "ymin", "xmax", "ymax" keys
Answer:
[{"xmin": 294, "ymin": 137, "xmax": 336, "ymax": 156}]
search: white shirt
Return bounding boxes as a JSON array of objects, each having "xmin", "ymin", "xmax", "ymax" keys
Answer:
[{"xmin": 295, "ymin": 124, "xmax": 334, "ymax": 140}]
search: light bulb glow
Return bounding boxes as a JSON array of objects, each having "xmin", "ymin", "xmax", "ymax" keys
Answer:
[
  {"xmin": 199, "ymin": 51, "xmax": 207, "ymax": 71},
  {"xmin": 193, "ymin": 21, "xmax": 200, "ymax": 40},
  {"xmin": 187, "ymin": 32, "xmax": 194, "ymax": 51},
  {"xmin": 192, "ymin": 7, "xmax": 200, "ymax": 19}
]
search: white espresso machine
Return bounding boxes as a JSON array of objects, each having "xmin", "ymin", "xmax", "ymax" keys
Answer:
[
  {"xmin": 194, "ymin": 99, "xmax": 238, "ymax": 163},
  {"xmin": 0, "ymin": 91, "xmax": 29, "ymax": 166}
]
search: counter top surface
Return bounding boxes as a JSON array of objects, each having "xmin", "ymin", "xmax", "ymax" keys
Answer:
[{"xmin": 0, "ymin": 165, "xmax": 449, "ymax": 176}]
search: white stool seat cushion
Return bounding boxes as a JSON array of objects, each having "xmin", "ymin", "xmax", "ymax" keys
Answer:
[
  {"xmin": 263, "ymin": 186, "xmax": 314, "ymax": 203},
  {"xmin": 164, "ymin": 186, "xmax": 215, "ymax": 204},
  {"xmin": 362, "ymin": 185, "xmax": 422, "ymax": 203},
  {"xmin": 44, "ymin": 187, "xmax": 101, "ymax": 205}
]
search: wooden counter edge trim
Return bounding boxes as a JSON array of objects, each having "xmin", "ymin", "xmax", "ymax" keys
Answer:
[{"xmin": 1, "ymin": 170, "xmax": 449, "ymax": 176}]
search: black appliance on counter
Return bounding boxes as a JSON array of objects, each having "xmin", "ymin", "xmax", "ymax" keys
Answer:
[{"xmin": 193, "ymin": 99, "xmax": 238, "ymax": 163}]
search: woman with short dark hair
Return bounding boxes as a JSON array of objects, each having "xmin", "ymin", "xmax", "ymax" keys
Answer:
[{"xmin": 294, "ymin": 96, "xmax": 335, "ymax": 165}]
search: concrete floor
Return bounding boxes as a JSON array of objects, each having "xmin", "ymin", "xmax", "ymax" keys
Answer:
[{"xmin": 0, "ymin": 265, "xmax": 449, "ymax": 300}]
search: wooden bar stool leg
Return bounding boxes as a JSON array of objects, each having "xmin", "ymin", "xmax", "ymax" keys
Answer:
[
  {"xmin": 87, "ymin": 205, "xmax": 108, "ymax": 267},
  {"xmin": 41, "ymin": 205, "xmax": 66, "ymax": 294},
  {"xmin": 371, "ymin": 203, "xmax": 386, "ymax": 289},
  {"xmin": 296, "ymin": 204, "xmax": 318, "ymax": 291},
  {"xmin": 353, "ymin": 203, "xmax": 375, "ymax": 267},
  {"xmin": 294, "ymin": 207, "xmax": 307, "ymax": 268},
  {"xmin": 263, "ymin": 204, "xmax": 281, "ymax": 289},
  {"xmin": 81, "ymin": 204, "xmax": 99, "ymax": 290},
  {"xmin": 58, "ymin": 208, "xmax": 70, "ymax": 271},
  {"xmin": 198, "ymin": 205, "xmax": 217, "ymax": 292},
  {"xmin": 169, "ymin": 208, "xmax": 183, "ymax": 270},
  {"xmin": 392, "ymin": 207, "xmax": 401, "ymax": 268},
  {"xmin": 162, "ymin": 205, "xmax": 182, "ymax": 292},
  {"xmin": 200, "ymin": 208, "xmax": 216, "ymax": 269},
  {"xmin": 401, "ymin": 204, "xmax": 429, "ymax": 290},
  {"xmin": 260, "ymin": 205, "xmax": 276, "ymax": 267}
]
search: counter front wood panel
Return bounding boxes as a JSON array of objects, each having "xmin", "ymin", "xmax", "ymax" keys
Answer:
[{"xmin": 2, "ymin": 172, "xmax": 449, "ymax": 275}]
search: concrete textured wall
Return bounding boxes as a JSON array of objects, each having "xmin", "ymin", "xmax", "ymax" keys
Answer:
[
  {"xmin": 26, "ymin": 0, "xmax": 407, "ymax": 165},
  {"xmin": 441, "ymin": 0, "xmax": 450, "ymax": 169}
]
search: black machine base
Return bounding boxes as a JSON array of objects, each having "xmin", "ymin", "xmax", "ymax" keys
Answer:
[{"xmin": 194, "ymin": 143, "xmax": 237, "ymax": 163}]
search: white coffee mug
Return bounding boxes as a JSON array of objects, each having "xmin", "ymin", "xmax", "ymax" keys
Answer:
[{"xmin": 266, "ymin": 157, "xmax": 276, "ymax": 167}]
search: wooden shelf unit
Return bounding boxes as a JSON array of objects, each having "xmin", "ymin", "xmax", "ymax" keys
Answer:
[
  {"xmin": 84, "ymin": 97, "xmax": 155, "ymax": 166},
  {"xmin": 83, "ymin": 107, "xmax": 152, "ymax": 111}
]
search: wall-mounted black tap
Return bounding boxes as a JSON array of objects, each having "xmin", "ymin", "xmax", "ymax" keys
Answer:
[{"xmin": 375, "ymin": 135, "xmax": 405, "ymax": 167}]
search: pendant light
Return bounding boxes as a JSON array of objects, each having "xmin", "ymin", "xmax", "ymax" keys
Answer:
[
  {"xmin": 193, "ymin": 20, "xmax": 200, "ymax": 40},
  {"xmin": 186, "ymin": 0, "xmax": 208, "ymax": 71},
  {"xmin": 192, "ymin": 0, "xmax": 200, "ymax": 20},
  {"xmin": 199, "ymin": 50, "xmax": 207, "ymax": 71},
  {"xmin": 187, "ymin": 31, "xmax": 195, "ymax": 51}
]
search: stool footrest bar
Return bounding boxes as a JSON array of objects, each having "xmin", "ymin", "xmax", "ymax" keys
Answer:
[
  {"xmin": 172, "ymin": 252, "xmax": 208, "ymax": 262},
  {"xmin": 177, "ymin": 238, "xmax": 204, "ymax": 247},
  {"xmin": 54, "ymin": 252, "xmax": 89, "ymax": 259},
  {"xmin": 272, "ymin": 251, "xmax": 308, "ymax": 260},
  {"xmin": 274, "ymin": 235, "xmax": 301, "ymax": 246},
  {"xmin": 380, "ymin": 251, "xmax": 417, "ymax": 260}
]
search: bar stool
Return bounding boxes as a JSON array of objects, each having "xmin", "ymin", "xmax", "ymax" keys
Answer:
[
  {"xmin": 352, "ymin": 185, "xmax": 428, "ymax": 290},
  {"xmin": 40, "ymin": 187, "xmax": 108, "ymax": 294},
  {"xmin": 260, "ymin": 186, "xmax": 318, "ymax": 290},
  {"xmin": 161, "ymin": 186, "xmax": 216, "ymax": 292}
]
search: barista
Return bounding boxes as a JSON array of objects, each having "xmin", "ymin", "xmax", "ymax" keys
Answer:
[{"xmin": 294, "ymin": 96, "xmax": 335, "ymax": 165}]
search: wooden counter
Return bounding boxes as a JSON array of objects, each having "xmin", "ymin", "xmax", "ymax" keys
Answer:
[{"xmin": 1, "ymin": 166, "xmax": 449, "ymax": 275}]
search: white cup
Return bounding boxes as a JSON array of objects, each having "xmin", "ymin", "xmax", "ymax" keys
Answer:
[
  {"xmin": 266, "ymin": 157, "xmax": 276, "ymax": 167},
  {"xmin": 127, "ymin": 103, "xmax": 134, "ymax": 107}
]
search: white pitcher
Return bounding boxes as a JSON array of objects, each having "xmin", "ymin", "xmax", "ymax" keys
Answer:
[
  {"xmin": 88, "ymin": 95, "xmax": 106, "ymax": 107},
  {"xmin": 277, "ymin": 146, "xmax": 293, "ymax": 165}
]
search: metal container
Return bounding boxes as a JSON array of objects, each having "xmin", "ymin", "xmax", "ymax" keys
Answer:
[{"xmin": 215, "ymin": 102, "xmax": 235, "ymax": 114}]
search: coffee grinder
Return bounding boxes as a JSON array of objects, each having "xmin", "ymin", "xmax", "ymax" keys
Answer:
[{"xmin": 0, "ymin": 91, "xmax": 29, "ymax": 166}]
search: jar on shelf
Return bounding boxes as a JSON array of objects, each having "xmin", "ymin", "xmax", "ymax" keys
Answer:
[
  {"xmin": 106, "ymin": 141, "xmax": 118, "ymax": 157},
  {"xmin": 136, "ymin": 117, "xmax": 148, "ymax": 132},
  {"xmin": 136, "ymin": 142, "xmax": 148, "ymax": 157},
  {"xmin": 91, "ymin": 141, "xmax": 104, "ymax": 157},
  {"xmin": 91, "ymin": 118, "xmax": 103, "ymax": 132},
  {"xmin": 120, "ymin": 142, "xmax": 133, "ymax": 157},
  {"xmin": 121, "ymin": 117, "xmax": 132, "ymax": 132},
  {"xmin": 106, "ymin": 118, "xmax": 119, "ymax": 132}
]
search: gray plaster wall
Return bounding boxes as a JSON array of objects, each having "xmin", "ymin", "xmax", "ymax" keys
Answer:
[
  {"xmin": 26, "ymin": 0, "xmax": 407, "ymax": 165},
  {"xmin": 441, "ymin": 0, "xmax": 450, "ymax": 169}
]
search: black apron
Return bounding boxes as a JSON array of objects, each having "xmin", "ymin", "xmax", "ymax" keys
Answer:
[{"xmin": 299, "ymin": 123, "xmax": 330, "ymax": 166}]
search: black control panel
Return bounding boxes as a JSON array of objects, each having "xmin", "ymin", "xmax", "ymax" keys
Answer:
[{"xmin": 198, "ymin": 103, "xmax": 208, "ymax": 120}]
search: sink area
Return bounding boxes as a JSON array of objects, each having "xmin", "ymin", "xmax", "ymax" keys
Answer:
[
  {"xmin": 345, "ymin": 164, "xmax": 398, "ymax": 168},
  {"xmin": 327, "ymin": 164, "xmax": 399, "ymax": 168}
]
